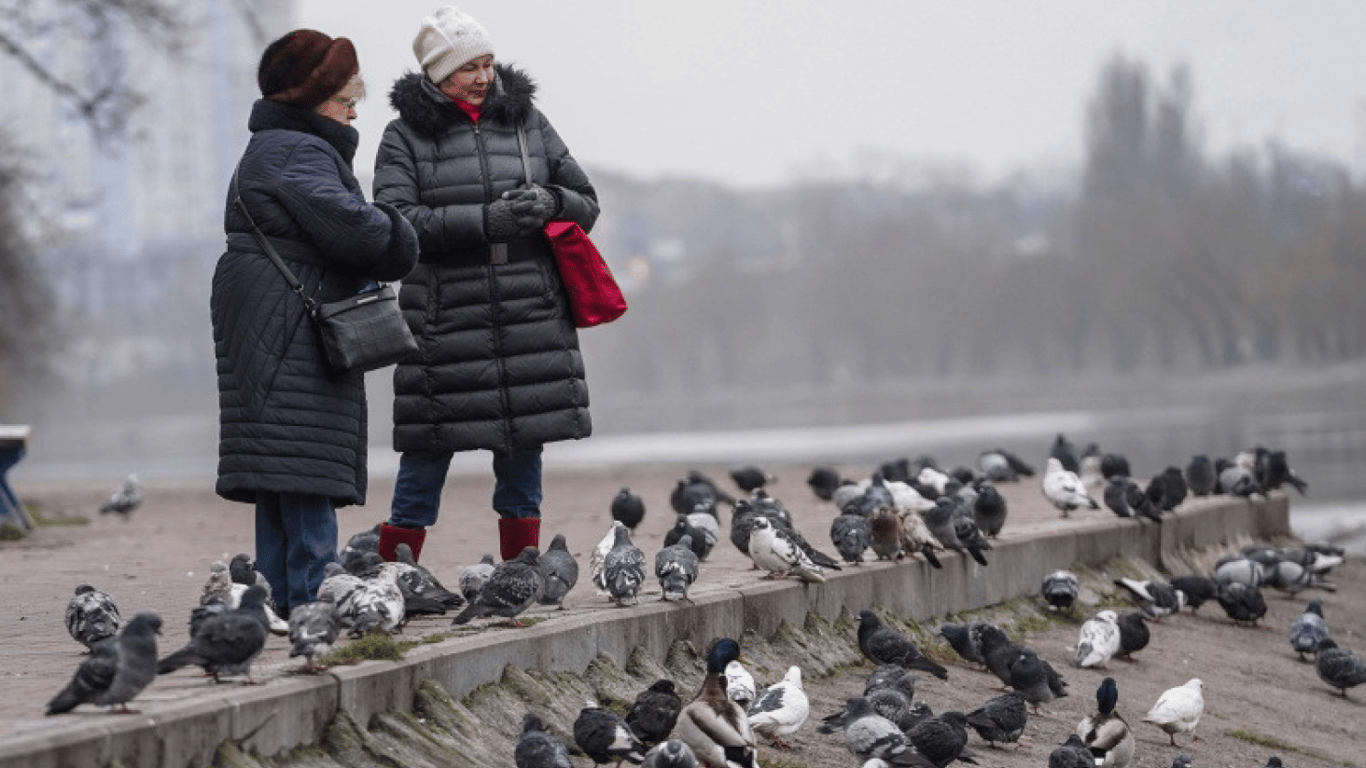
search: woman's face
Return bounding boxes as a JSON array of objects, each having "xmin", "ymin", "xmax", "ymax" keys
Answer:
[
  {"xmin": 438, "ymin": 54, "xmax": 495, "ymax": 105},
  {"xmin": 317, "ymin": 76, "xmax": 365, "ymax": 125}
]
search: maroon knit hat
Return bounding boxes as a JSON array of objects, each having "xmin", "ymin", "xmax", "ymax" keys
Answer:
[{"xmin": 258, "ymin": 29, "xmax": 359, "ymax": 110}]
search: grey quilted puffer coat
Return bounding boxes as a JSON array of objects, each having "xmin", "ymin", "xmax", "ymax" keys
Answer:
[
  {"xmin": 213, "ymin": 99, "xmax": 419, "ymax": 506},
  {"xmin": 375, "ymin": 65, "xmax": 599, "ymax": 455}
]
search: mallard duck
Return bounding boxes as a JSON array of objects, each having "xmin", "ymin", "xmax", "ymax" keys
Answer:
[
  {"xmin": 1078, "ymin": 677, "xmax": 1134, "ymax": 768},
  {"xmin": 676, "ymin": 638, "xmax": 758, "ymax": 768}
]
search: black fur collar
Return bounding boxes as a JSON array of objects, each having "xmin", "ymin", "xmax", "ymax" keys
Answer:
[{"xmin": 388, "ymin": 64, "xmax": 537, "ymax": 138}]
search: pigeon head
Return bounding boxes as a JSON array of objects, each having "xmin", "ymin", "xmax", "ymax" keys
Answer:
[
  {"xmin": 127, "ymin": 612, "xmax": 163, "ymax": 635},
  {"xmin": 1306, "ymin": 598, "xmax": 1323, "ymax": 616},
  {"xmin": 514, "ymin": 547, "xmax": 542, "ymax": 564},
  {"xmin": 549, "ymin": 533, "xmax": 569, "ymax": 552},
  {"xmin": 521, "ymin": 712, "xmax": 547, "ymax": 734}
]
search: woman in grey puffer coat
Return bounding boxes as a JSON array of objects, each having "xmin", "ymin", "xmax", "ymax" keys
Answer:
[
  {"xmin": 213, "ymin": 30, "xmax": 418, "ymax": 614},
  {"xmin": 372, "ymin": 6, "xmax": 599, "ymax": 564}
]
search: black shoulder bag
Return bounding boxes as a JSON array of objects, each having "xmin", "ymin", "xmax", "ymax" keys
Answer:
[{"xmin": 232, "ymin": 167, "xmax": 417, "ymax": 377}]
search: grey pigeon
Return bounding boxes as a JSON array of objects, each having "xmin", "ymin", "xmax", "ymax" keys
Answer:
[
  {"xmin": 339, "ymin": 524, "xmax": 380, "ymax": 563},
  {"xmin": 158, "ymin": 584, "xmax": 270, "ymax": 682},
  {"xmin": 729, "ymin": 465, "xmax": 774, "ymax": 492},
  {"xmin": 395, "ymin": 542, "xmax": 465, "ymax": 610},
  {"xmin": 1048, "ymin": 733, "xmax": 1094, "ymax": 768},
  {"xmin": 1113, "ymin": 577, "xmax": 1185, "ymax": 619},
  {"xmin": 1145, "ymin": 466, "xmax": 1188, "ymax": 512},
  {"xmin": 1115, "ymin": 610, "xmax": 1150, "ymax": 661},
  {"xmin": 574, "ymin": 704, "xmax": 647, "ymax": 766},
  {"xmin": 611, "ymin": 486, "xmax": 646, "ymax": 530},
  {"xmin": 907, "ymin": 710, "xmax": 974, "ymax": 768},
  {"xmin": 1215, "ymin": 581, "xmax": 1267, "ymax": 626},
  {"xmin": 974, "ymin": 622, "xmax": 1026, "ymax": 687},
  {"xmin": 626, "ymin": 679, "xmax": 683, "ymax": 747},
  {"xmin": 324, "ymin": 555, "xmax": 407, "ymax": 634},
  {"xmin": 1098, "ymin": 452, "xmax": 1131, "ymax": 480},
  {"xmin": 1214, "ymin": 556, "xmax": 1265, "ymax": 587},
  {"xmin": 537, "ymin": 533, "xmax": 579, "ymax": 609},
  {"xmin": 664, "ymin": 513, "xmax": 714, "ymax": 561},
  {"xmin": 1259, "ymin": 448, "xmax": 1307, "ymax": 495},
  {"xmin": 515, "ymin": 713, "xmax": 573, "ymax": 768},
  {"xmin": 47, "ymin": 612, "xmax": 161, "ymax": 715},
  {"xmin": 287, "ymin": 596, "xmax": 340, "ymax": 672},
  {"xmin": 1007, "ymin": 647, "xmax": 1069, "ymax": 712},
  {"xmin": 65, "ymin": 584, "xmax": 121, "ymax": 650},
  {"xmin": 857, "ymin": 609, "xmax": 948, "ymax": 680},
  {"xmin": 1314, "ymin": 639, "xmax": 1366, "ymax": 697},
  {"xmin": 1289, "ymin": 599, "xmax": 1330, "ymax": 660},
  {"xmin": 1217, "ymin": 461, "xmax": 1264, "ymax": 497},
  {"xmin": 641, "ymin": 740, "xmax": 697, "ymax": 768},
  {"xmin": 972, "ymin": 482, "xmax": 1007, "ymax": 538},
  {"xmin": 1169, "ymin": 575, "xmax": 1218, "ymax": 613},
  {"xmin": 1049, "ymin": 433, "xmax": 1081, "ymax": 473},
  {"xmin": 977, "ymin": 448, "xmax": 1034, "ymax": 481},
  {"xmin": 965, "ymin": 691, "xmax": 1028, "ymax": 747},
  {"xmin": 655, "ymin": 535, "xmax": 700, "ymax": 602},
  {"xmin": 1041, "ymin": 570, "xmax": 1080, "ymax": 611},
  {"xmin": 921, "ymin": 497, "xmax": 986, "ymax": 564},
  {"xmin": 604, "ymin": 524, "xmax": 647, "ymax": 606},
  {"xmin": 451, "ymin": 547, "xmax": 545, "ymax": 626},
  {"xmin": 938, "ymin": 621, "xmax": 987, "ymax": 667},
  {"xmin": 1103, "ymin": 476, "xmax": 1161, "ymax": 522},
  {"xmin": 459, "ymin": 553, "xmax": 497, "ymax": 601},
  {"xmin": 806, "ymin": 465, "xmax": 845, "ymax": 500},
  {"xmin": 840, "ymin": 696, "xmax": 934, "ymax": 767},
  {"xmin": 949, "ymin": 503, "xmax": 991, "ymax": 566},
  {"xmin": 1185, "ymin": 455, "xmax": 1216, "ymax": 497},
  {"xmin": 818, "ymin": 671, "xmax": 921, "ymax": 735},
  {"xmin": 832, "ymin": 511, "xmax": 874, "ymax": 563},
  {"xmin": 1169, "ymin": 752, "xmax": 1193, "ymax": 768},
  {"xmin": 98, "ymin": 473, "xmax": 142, "ymax": 518}
]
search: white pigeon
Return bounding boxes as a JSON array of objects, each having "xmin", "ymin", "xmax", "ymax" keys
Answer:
[
  {"xmin": 747, "ymin": 665, "xmax": 810, "ymax": 749},
  {"xmin": 1041, "ymin": 457, "xmax": 1099, "ymax": 516},
  {"xmin": 590, "ymin": 521, "xmax": 624, "ymax": 595},
  {"xmin": 747, "ymin": 516, "xmax": 825, "ymax": 583},
  {"xmin": 65, "ymin": 584, "xmax": 122, "ymax": 651},
  {"xmin": 916, "ymin": 466, "xmax": 952, "ymax": 497},
  {"xmin": 1143, "ymin": 678, "xmax": 1203, "ymax": 746},
  {"xmin": 458, "ymin": 553, "xmax": 497, "ymax": 601},
  {"xmin": 99, "ymin": 473, "xmax": 142, "ymax": 518},
  {"xmin": 1075, "ymin": 610, "xmax": 1122, "ymax": 668},
  {"xmin": 317, "ymin": 561, "xmax": 404, "ymax": 636},
  {"xmin": 725, "ymin": 660, "xmax": 757, "ymax": 709}
]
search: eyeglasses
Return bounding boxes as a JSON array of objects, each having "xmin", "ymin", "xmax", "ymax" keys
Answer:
[{"xmin": 330, "ymin": 95, "xmax": 359, "ymax": 110}]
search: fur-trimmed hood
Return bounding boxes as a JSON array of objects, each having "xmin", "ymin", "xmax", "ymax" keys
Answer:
[{"xmin": 388, "ymin": 64, "xmax": 537, "ymax": 138}]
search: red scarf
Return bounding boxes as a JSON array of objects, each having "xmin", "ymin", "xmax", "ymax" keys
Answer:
[{"xmin": 453, "ymin": 97, "xmax": 481, "ymax": 123}]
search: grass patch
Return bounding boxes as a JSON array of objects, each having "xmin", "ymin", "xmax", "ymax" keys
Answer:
[
  {"xmin": 29, "ymin": 504, "xmax": 89, "ymax": 527},
  {"xmin": 1226, "ymin": 729, "xmax": 1352, "ymax": 766},
  {"xmin": 316, "ymin": 631, "xmax": 422, "ymax": 666},
  {"xmin": 763, "ymin": 755, "xmax": 815, "ymax": 768}
]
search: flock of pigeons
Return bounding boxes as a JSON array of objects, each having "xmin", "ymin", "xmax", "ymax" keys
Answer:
[{"xmin": 42, "ymin": 433, "xmax": 1362, "ymax": 768}]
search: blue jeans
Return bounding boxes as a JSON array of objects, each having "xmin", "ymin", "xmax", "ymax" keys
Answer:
[
  {"xmin": 390, "ymin": 447, "xmax": 543, "ymax": 528},
  {"xmin": 254, "ymin": 492, "xmax": 338, "ymax": 613}
]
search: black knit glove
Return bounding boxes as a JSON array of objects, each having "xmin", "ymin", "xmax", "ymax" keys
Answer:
[
  {"xmin": 484, "ymin": 197, "xmax": 543, "ymax": 242},
  {"xmin": 504, "ymin": 184, "xmax": 560, "ymax": 223}
]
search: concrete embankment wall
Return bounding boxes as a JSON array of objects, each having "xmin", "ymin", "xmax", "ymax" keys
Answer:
[{"xmin": 0, "ymin": 495, "xmax": 1289, "ymax": 768}]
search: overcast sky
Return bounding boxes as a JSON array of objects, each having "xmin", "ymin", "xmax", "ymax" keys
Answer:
[{"xmin": 296, "ymin": 1, "xmax": 1366, "ymax": 189}]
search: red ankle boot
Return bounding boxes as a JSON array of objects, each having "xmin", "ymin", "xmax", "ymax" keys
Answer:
[
  {"xmin": 378, "ymin": 522, "xmax": 427, "ymax": 562},
  {"xmin": 498, "ymin": 517, "xmax": 541, "ymax": 561}
]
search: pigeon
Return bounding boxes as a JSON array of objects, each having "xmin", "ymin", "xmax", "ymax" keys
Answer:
[
  {"xmin": 1113, "ymin": 577, "xmax": 1185, "ymax": 619},
  {"xmin": 515, "ymin": 713, "xmax": 573, "ymax": 768},
  {"xmin": 65, "ymin": 584, "xmax": 122, "ymax": 651},
  {"xmin": 1215, "ymin": 581, "xmax": 1267, "ymax": 626},
  {"xmin": 676, "ymin": 637, "xmax": 759, "ymax": 768},
  {"xmin": 1041, "ymin": 570, "xmax": 1080, "ymax": 612},
  {"xmin": 604, "ymin": 524, "xmax": 647, "ymax": 606},
  {"xmin": 1007, "ymin": 648, "xmax": 1069, "ymax": 712},
  {"xmin": 972, "ymin": 482, "xmax": 1007, "ymax": 538},
  {"xmin": 450, "ymin": 547, "xmax": 545, "ymax": 626},
  {"xmin": 840, "ymin": 696, "xmax": 933, "ymax": 767},
  {"xmin": 1169, "ymin": 752, "xmax": 1193, "ymax": 768},
  {"xmin": 746, "ymin": 665, "xmax": 809, "ymax": 749},
  {"xmin": 938, "ymin": 621, "xmax": 988, "ymax": 667},
  {"xmin": 920, "ymin": 497, "xmax": 983, "ymax": 565},
  {"xmin": 975, "ymin": 622, "xmax": 1027, "ymax": 687},
  {"xmin": 965, "ymin": 691, "xmax": 1028, "ymax": 748},
  {"xmin": 1077, "ymin": 677, "xmax": 1134, "ymax": 768},
  {"xmin": 287, "ymin": 596, "xmax": 340, "ymax": 672},
  {"xmin": 228, "ymin": 552, "xmax": 272, "ymax": 594},
  {"xmin": 1048, "ymin": 734, "xmax": 1094, "ymax": 768},
  {"xmin": 977, "ymin": 448, "xmax": 1035, "ymax": 481},
  {"xmin": 200, "ymin": 560, "xmax": 235, "ymax": 606},
  {"xmin": 949, "ymin": 502, "xmax": 992, "ymax": 566},
  {"xmin": 1217, "ymin": 461, "xmax": 1263, "ymax": 498},
  {"xmin": 1143, "ymin": 678, "xmax": 1203, "ymax": 746},
  {"xmin": 655, "ymin": 535, "xmax": 701, "ymax": 602},
  {"xmin": 392, "ymin": 542, "xmax": 464, "ymax": 610},
  {"xmin": 664, "ymin": 513, "xmax": 714, "ymax": 562},
  {"xmin": 1314, "ymin": 639, "xmax": 1366, "ymax": 697},
  {"xmin": 747, "ymin": 516, "xmax": 825, "ymax": 583},
  {"xmin": 806, "ymin": 465, "xmax": 846, "ymax": 500},
  {"xmin": 1214, "ymin": 556, "xmax": 1265, "ymax": 587},
  {"xmin": 1103, "ymin": 476, "xmax": 1162, "ymax": 522},
  {"xmin": 1098, "ymin": 452, "xmax": 1131, "ymax": 481},
  {"xmin": 98, "ymin": 473, "xmax": 142, "ymax": 518},
  {"xmin": 327, "ymin": 555, "xmax": 408, "ymax": 634},
  {"xmin": 611, "ymin": 486, "xmax": 647, "ymax": 530},
  {"xmin": 47, "ymin": 611, "xmax": 161, "ymax": 715},
  {"xmin": 1259, "ymin": 448, "xmax": 1307, "ymax": 495},
  {"xmin": 537, "ymin": 533, "xmax": 579, "ymax": 609},
  {"xmin": 897, "ymin": 507, "xmax": 944, "ymax": 568},
  {"xmin": 626, "ymin": 679, "xmax": 684, "ymax": 748},
  {"xmin": 459, "ymin": 554, "xmax": 497, "ymax": 601},
  {"xmin": 1145, "ymin": 467, "xmax": 1188, "ymax": 512},
  {"xmin": 1049, "ymin": 433, "xmax": 1082, "ymax": 473},
  {"xmin": 906, "ymin": 710, "xmax": 974, "ymax": 768},
  {"xmin": 669, "ymin": 472, "xmax": 725, "ymax": 518},
  {"xmin": 857, "ymin": 609, "xmax": 948, "ymax": 680},
  {"xmin": 729, "ymin": 465, "xmax": 774, "ymax": 492},
  {"xmin": 1289, "ymin": 599, "xmax": 1330, "ymax": 660},
  {"xmin": 340, "ymin": 523, "xmax": 381, "ymax": 561},
  {"xmin": 819, "ymin": 675, "xmax": 919, "ymax": 736},
  {"xmin": 1042, "ymin": 457, "xmax": 1099, "ymax": 515},
  {"xmin": 640, "ymin": 740, "xmax": 697, "ymax": 768},
  {"xmin": 574, "ymin": 704, "xmax": 647, "ymax": 766},
  {"xmin": 158, "ymin": 584, "xmax": 270, "ymax": 683},
  {"xmin": 1185, "ymin": 455, "xmax": 1216, "ymax": 497},
  {"xmin": 1075, "ymin": 610, "xmax": 1122, "ymax": 668},
  {"xmin": 1114, "ymin": 611, "xmax": 1150, "ymax": 661},
  {"xmin": 832, "ymin": 511, "xmax": 875, "ymax": 563},
  {"xmin": 1262, "ymin": 758, "xmax": 1285, "ymax": 768},
  {"xmin": 1169, "ymin": 575, "xmax": 1218, "ymax": 614},
  {"xmin": 725, "ymin": 660, "xmax": 756, "ymax": 709}
]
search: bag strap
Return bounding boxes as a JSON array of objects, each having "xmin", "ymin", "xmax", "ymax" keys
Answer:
[
  {"xmin": 231, "ymin": 163, "xmax": 319, "ymax": 316},
  {"xmin": 515, "ymin": 122, "xmax": 533, "ymax": 186}
]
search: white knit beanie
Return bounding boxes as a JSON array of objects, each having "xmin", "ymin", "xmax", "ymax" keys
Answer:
[{"xmin": 413, "ymin": 6, "xmax": 495, "ymax": 84}]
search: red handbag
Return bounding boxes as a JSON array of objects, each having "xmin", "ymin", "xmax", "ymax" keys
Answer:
[
  {"xmin": 544, "ymin": 220, "xmax": 628, "ymax": 328},
  {"xmin": 516, "ymin": 121, "xmax": 627, "ymax": 328}
]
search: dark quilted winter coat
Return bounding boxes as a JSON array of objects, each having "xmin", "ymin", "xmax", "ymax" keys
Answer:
[
  {"xmin": 212, "ymin": 99, "xmax": 419, "ymax": 506},
  {"xmin": 375, "ymin": 66, "xmax": 599, "ymax": 455}
]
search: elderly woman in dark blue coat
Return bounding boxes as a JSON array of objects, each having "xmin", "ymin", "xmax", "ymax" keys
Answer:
[
  {"xmin": 372, "ymin": 6, "xmax": 598, "ymax": 564},
  {"xmin": 212, "ymin": 30, "xmax": 419, "ymax": 614}
]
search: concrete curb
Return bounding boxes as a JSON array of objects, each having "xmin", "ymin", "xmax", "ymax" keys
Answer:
[{"xmin": 0, "ymin": 495, "xmax": 1289, "ymax": 768}]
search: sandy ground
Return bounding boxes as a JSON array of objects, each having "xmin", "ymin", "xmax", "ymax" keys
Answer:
[{"xmin": 4, "ymin": 464, "xmax": 1363, "ymax": 768}]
